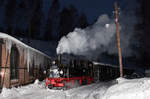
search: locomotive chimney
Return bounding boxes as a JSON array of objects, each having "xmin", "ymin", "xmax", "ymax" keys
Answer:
[{"xmin": 57, "ymin": 54, "xmax": 61, "ymax": 67}]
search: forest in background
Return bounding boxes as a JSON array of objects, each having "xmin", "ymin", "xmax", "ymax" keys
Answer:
[
  {"xmin": 0, "ymin": 0, "xmax": 88, "ymax": 41},
  {"xmin": 0, "ymin": 0, "xmax": 150, "ymax": 68}
]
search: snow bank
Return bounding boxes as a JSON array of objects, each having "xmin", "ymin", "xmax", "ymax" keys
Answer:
[
  {"xmin": 0, "ymin": 77, "xmax": 150, "ymax": 99},
  {"xmin": 1, "ymin": 87, "xmax": 20, "ymax": 97},
  {"xmin": 102, "ymin": 78, "xmax": 150, "ymax": 99},
  {"xmin": 34, "ymin": 79, "xmax": 40, "ymax": 85}
]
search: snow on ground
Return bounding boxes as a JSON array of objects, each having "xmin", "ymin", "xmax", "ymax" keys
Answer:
[
  {"xmin": 0, "ymin": 78, "xmax": 150, "ymax": 99},
  {"xmin": 102, "ymin": 78, "xmax": 150, "ymax": 99}
]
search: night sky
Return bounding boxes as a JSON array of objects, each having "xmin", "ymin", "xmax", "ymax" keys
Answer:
[
  {"xmin": 59, "ymin": 0, "xmax": 115, "ymax": 23},
  {"xmin": 43, "ymin": 0, "xmax": 129, "ymax": 23},
  {"xmin": 58, "ymin": 0, "xmax": 134, "ymax": 23},
  {"xmin": 0, "ymin": 0, "xmax": 135, "ymax": 29}
]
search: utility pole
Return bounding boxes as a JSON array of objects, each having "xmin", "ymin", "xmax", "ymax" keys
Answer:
[{"xmin": 114, "ymin": 2, "xmax": 123, "ymax": 77}]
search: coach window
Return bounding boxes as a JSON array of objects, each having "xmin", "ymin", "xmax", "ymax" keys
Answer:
[{"xmin": 10, "ymin": 45, "xmax": 19, "ymax": 80}]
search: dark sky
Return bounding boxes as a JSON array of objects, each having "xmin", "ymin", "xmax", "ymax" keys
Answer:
[
  {"xmin": 0, "ymin": 0, "xmax": 135, "ymax": 30},
  {"xmin": 43, "ymin": 0, "xmax": 135, "ymax": 23},
  {"xmin": 59, "ymin": 0, "xmax": 115, "ymax": 23},
  {"xmin": 43, "ymin": 0, "xmax": 117, "ymax": 23}
]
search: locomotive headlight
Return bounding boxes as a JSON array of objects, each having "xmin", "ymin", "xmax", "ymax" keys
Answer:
[{"xmin": 59, "ymin": 70, "xmax": 63, "ymax": 74}]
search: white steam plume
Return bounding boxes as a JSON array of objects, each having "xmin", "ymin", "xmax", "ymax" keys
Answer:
[
  {"xmin": 57, "ymin": 0, "xmax": 139, "ymax": 58},
  {"xmin": 57, "ymin": 15, "xmax": 116, "ymax": 56}
]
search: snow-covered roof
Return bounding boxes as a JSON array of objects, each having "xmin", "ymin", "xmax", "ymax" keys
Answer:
[
  {"xmin": 93, "ymin": 61, "xmax": 119, "ymax": 68},
  {"xmin": 0, "ymin": 32, "xmax": 52, "ymax": 70},
  {"xmin": 0, "ymin": 32, "xmax": 51, "ymax": 59},
  {"xmin": 93, "ymin": 61, "xmax": 134, "ymax": 70}
]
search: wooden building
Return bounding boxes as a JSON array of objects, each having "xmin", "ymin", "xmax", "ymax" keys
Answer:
[{"xmin": 0, "ymin": 33, "xmax": 51, "ymax": 88}]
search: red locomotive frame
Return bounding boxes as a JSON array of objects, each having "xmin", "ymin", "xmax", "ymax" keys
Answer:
[{"xmin": 46, "ymin": 76, "xmax": 93, "ymax": 89}]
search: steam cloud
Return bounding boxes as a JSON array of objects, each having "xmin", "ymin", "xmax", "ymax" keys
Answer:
[
  {"xmin": 57, "ymin": 0, "xmax": 139, "ymax": 59},
  {"xmin": 57, "ymin": 15, "xmax": 116, "ymax": 56}
]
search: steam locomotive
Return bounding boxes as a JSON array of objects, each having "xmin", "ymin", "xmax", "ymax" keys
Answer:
[
  {"xmin": 45, "ymin": 54, "xmax": 94, "ymax": 89},
  {"xmin": 45, "ymin": 54, "xmax": 135, "ymax": 89}
]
